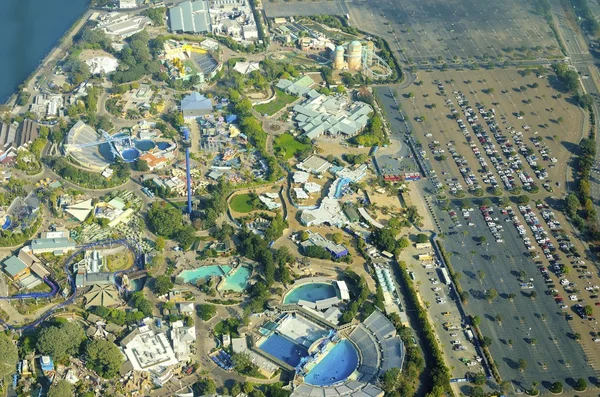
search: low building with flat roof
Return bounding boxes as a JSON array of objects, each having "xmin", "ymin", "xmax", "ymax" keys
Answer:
[
  {"xmin": 168, "ymin": 0, "xmax": 211, "ymax": 34},
  {"xmin": 181, "ymin": 92, "xmax": 213, "ymax": 119},
  {"xmin": 300, "ymin": 230, "xmax": 348, "ymax": 259},
  {"xmin": 30, "ymin": 237, "xmax": 76, "ymax": 255},
  {"xmin": 122, "ymin": 326, "xmax": 178, "ymax": 372}
]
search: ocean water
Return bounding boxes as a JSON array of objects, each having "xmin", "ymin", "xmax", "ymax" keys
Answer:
[{"xmin": 0, "ymin": 0, "xmax": 89, "ymax": 103}]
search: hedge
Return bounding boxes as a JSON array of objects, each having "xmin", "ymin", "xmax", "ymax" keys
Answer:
[{"xmin": 395, "ymin": 261, "xmax": 452, "ymax": 395}]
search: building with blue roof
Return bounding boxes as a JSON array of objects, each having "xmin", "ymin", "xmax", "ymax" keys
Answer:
[
  {"xmin": 3, "ymin": 255, "xmax": 29, "ymax": 281},
  {"xmin": 181, "ymin": 92, "xmax": 213, "ymax": 119},
  {"xmin": 168, "ymin": 1, "xmax": 211, "ymax": 34}
]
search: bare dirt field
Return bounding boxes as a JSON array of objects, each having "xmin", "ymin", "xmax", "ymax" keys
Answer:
[{"xmin": 263, "ymin": 0, "xmax": 562, "ymax": 63}]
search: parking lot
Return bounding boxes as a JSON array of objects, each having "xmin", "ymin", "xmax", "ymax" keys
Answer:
[
  {"xmin": 434, "ymin": 199, "xmax": 597, "ymax": 391},
  {"xmin": 400, "ymin": 244, "xmax": 486, "ymax": 381},
  {"xmin": 382, "ymin": 67, "xmax": 600, "ymax": 391}
]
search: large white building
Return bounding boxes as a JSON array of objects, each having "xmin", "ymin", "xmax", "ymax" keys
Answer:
[
  {"xmin": 122, "ymin": 325, "xmax": 178, "ymax": 372},
  {"xmin": 97, "ymin": 13, "xmax": 152, "ymax": 39},
  {"xmin": 170, "ymin": 320, "xmax": 196, "ymax": 362},
  {"xmin": 119, "ymin": 0, "xmax": 137, "ymax": 8}
]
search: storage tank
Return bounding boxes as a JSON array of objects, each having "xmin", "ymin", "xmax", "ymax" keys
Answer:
[
  {"xmin": 332, "ymin": 45, "xmax": 345, "ymax": 70},
  {"xmin": 347, "ymin": 40, "xmax": 362, "ymax": 71}
]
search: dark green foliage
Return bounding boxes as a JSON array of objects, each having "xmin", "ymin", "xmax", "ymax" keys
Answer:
[
  {"xmin": 197, "ymin": 304, "xmax": 217, "ymax": 320},
  {"xmin": 152, "ymin": 275, "xmax": 174, "ymax": 296},
  {"xmin": 49, "ymin": 157, "xmax": 129, "ymax": 189},
  {"xmin": 84, "ymin": 339, "xmax": 123, "ymax": 378},
  {"xmin": 36, "ymin": 322, "xmax": 85, "ymax": 362},
  {"xmin": 302, "ymin": 245, "xmax": 331, "ymax": 259}
]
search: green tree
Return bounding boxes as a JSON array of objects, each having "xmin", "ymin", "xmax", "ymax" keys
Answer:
[
  {"xmin": 155, "ymin": 236, "xmax": 165, "ymax": 252},
  {"xmin": 398, "ymin": 236, "xmax": 410, "ymax": 250},
  {"xmin": 197, "ymin": 304, "xmax": 217, "ymax": 321},
  {"xmin": 575, "ymin": 378, "xmax": 587, "ymax": 391},
  {"xmin": 48, "ymin": 380, "xmax": 74, "ymax": 397},
  {"xmin": 550, "ymin": 382, "xmax": 563, "ymax": 393},
  {"xmin": 471, "ymin": 315, "xmax": 481, "ymax": 326},
  {"xmin": 36, "ymin": 322, "xmax": 85, "ymax": 362},
  {"xmin": 152, "ymin": 275, "xmax": 174, "ymax": 296},
  {"xmin": 415, "ymin": 233, "xmax": 429, "ymax": 244},
  {"xmin": 477, "ymin": 269, "xmax": 485, "ymax": 284},
  {"xmin": 84, "ymin": 339, "xmax": 123, "ymax": 378},
  {"xmin": 332, "ymin": 232, "xmax": 343, "ymax": 244},
  {"xmin": 194, "ymin": 377, "xmax": 217, "ymax": 395},
  {"xmin": 485, "ymin": 288, "xmax": 498, "ymax": 302},
  {"xmin": 518, "ymin": 358, "xmax": 527, "ymax": 372},
  {"xmin": 135, "ymin": 159, "xmax": 150, "ymax": 172},
  {"xmin": 381, "ymin": 367, "xmax": 401, "ymax": 393}
]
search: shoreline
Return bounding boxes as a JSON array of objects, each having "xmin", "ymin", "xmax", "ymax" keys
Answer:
[{"xmin": 2, "ymin": 2, "xmax": 92, "ymax": 107}]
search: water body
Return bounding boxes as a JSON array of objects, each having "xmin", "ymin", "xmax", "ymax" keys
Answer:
[{"xmin": 0, "ymin": 0, "xmax": 89, "ymax": 103}]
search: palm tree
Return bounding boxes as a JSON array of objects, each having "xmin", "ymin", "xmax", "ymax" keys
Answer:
[
  {"xmin": 470, "ymin": 250, "xmax": 476, "ymax": 265},
  {"xmin": 462, "ymin": 230, "xmax": 468, "ymax": 246}
]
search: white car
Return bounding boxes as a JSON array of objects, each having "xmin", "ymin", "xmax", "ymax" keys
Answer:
[
  {"xmin": 569, "ymin": 295, "xmax": 578, "ymax": 301},
  {"xmin": 450, "ymin": 340, "xmax": 460, "ymax": 345},
  {"xmin": 432, "ymin": 287, "xmax": 442, "ymax": 291},
  {"xmin": 431, "ymin": 280, "xmax": 439, "ymax": 285}
]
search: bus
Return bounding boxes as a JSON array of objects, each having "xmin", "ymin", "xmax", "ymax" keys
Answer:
[{"xmin": 438, "ymin": 267, "xmax": 452, "ymax": 285}]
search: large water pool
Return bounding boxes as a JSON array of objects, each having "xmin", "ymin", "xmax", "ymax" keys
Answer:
[
  {"xmin": 221, "ymin": 266, "xmax": 252, "ymax": 291},
  {"xmin": 259, "ymin": 334, "xmax": 308, "ymax": 367},
  {"xmin": 135, "ymin": 140, "xmax": 155, "ymax": 151},
  {"xmin": 304, "ymin": 339, "xmax": 358, "ymax": 386},
  {"xmin": 179, "ymin": 265, "xmax": 251, "ymax": 292},
  {"xmin": 283, "ymin": 282, "xmax": 338, "ymax": 304}
]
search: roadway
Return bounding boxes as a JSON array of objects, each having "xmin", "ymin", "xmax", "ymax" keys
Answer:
[{"xmin": 548, "ymin": 0, "xmax": 600, "ymax": 227}]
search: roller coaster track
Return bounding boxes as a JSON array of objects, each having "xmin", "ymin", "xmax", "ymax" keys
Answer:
[{"xmin": 0, "ymin": 239, "xmax": 143, "ymax": 331}]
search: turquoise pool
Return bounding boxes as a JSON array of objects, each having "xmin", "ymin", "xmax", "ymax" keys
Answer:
[
  {"xmin": 222, "ymin": 266, "xmax": 252, "ymax": 291},
  {"xmin": 283, "ymin": 282, "xmax": 338, "ymax": 304},
  {"xmin": 304, "ymin": 339, "xmax": 358, "ymax": 386},
  {"xmin": 179, "ymin": 265, "xmax": 251, "ymax": 292}
]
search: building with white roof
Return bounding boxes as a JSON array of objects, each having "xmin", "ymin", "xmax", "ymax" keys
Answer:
[
  {"xmin": 293, "ymin": 188, "xmax": 309, "ymax": 200},
  {"xmin": 292, "ymin": 94, "xmax": 373, "ymax": 140},
  {"xmin": 233, "ymin": 61, "xmax": 260, "ymax": 75},
  {"xmin": 297, "ymin": 156, "xmax": 331, "ymax": 174},
  {"xmin": 97, "ymin": 13, "xmax": 152, "ymax": 39},
  {"xmin": 303, "ymin": 182, "xmax": 321, "ymax": 194},
  {"xmin": 293, "ymin": 171, "xmax": 310, "ymax": 184},
  {"xmin": 119, "ymin": 0, "xmax": 137, "ymax": 8},
  {"xmin": 170, "ymin": 320, "xmax": 196, "ymax": 362},
  {"xmin": 85, "ymin": 56, "xmax": 119, "ymax": 75},
  {"xmin": 122, "ymin": 326, "xmax": 178, "ymax": 372}
]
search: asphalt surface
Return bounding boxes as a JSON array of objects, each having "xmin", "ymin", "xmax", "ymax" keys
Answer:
[{"xmin": 432, "ymin": 199, "xmax": 596, "ymax": 391}]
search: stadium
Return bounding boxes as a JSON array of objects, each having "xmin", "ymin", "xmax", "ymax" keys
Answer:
[
  {"xmin": 63, "ymin": 121, "xmax": 177, "ymax": 171},
  {"xmin": 255, "ymin": 305, "xmax": 404, "ymax": 397}
]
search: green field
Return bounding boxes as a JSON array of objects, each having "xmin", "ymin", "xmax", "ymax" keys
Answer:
[
  {"xmin": 254, "ymin": 89, "xmax": 298, "ymax": 116},
  {"xmin": 229, "ymin": 193, "xmax": 257, "ymax": 213},
  {"xmin": 274, "ymin": 133, "xmax": 311, "ymax": 160}
]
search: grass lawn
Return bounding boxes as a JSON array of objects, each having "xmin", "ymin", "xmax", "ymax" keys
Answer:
[
  {"xmin": 254, "ymin": 89, "xmax": 298, "ymax": 116},
  {"xmin": 274, "ymin": 133, "xmax": 311, "ymax": 160},
  {"xmin": 229, "ymin": 193, "xmax": 257, "ymax": 213}
]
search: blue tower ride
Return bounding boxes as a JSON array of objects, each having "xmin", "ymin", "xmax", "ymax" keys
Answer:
[{"xmin": 181, "ymin": 127, "xmax": 193, "ymax": 214}]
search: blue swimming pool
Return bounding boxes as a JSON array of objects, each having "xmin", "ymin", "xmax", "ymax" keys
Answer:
[
  {"xmin": 283, "ymin": 282, "xmax": 338, "ymax": 304},
  {"xmin": 259, "ymin": 334, "xmax": 308, "ymax": 367},
  {"xmin": 304, "ymin": 339, "xmax": 358, "ymax": 386},
  {"xmin": 156, "ymin": 141, "xmax": 170, "ymax": 150},
  {"xmin": 134, "ymin": 140, "xmax": 155, "ymax": 152},
  {"xmin": 179, "ymin": 265, "xmax": 251, "ymax": 292}
]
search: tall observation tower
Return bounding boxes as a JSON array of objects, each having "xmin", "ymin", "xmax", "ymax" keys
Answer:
[{"xmin": 181, "ymin": 127, "xmax": 193, "ymax": 214}]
